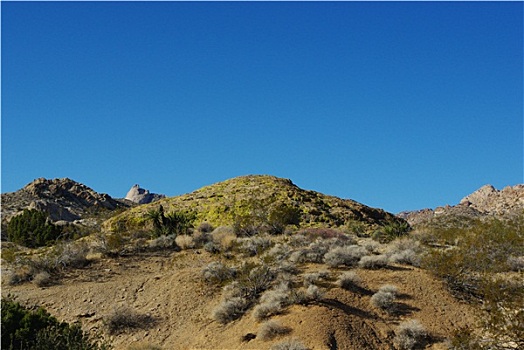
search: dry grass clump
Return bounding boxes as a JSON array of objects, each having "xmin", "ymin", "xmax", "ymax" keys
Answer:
[
  {"xmin": 32, "ymin": 271, "xmax": 52, "ymax": 287},
  {"xmin": 302, "ymin": 270, "xmax": 330, "ymax": 287},
  {"xmin": 212, "ymin": 296, "xmax": 250, "ymax": 324},
  {"xmin": 201, "ymin": 262, "xmax": 236, "ymax": 285},
  {"xmin": 211, "ymin": 226, "xmax": 237, "ymax": 252},
  {"xmin": 237, "ymin": 236, "xmax": 272, "ymax": 256},
  {"xmin": 324, "ymin": 245, "xmax": 367, "ymax": 267},
  {"xmin": 258, "ymin": 320, "xmax": 291, "ymax": 341},
  {"xmin": 105, "ymin": 306, "xmax": 154, "ymax": 334},
  {"xmin": 370, "ymin": 285, "xmax": 398, "ymax": 313},
  {"xmin": 506, "ymin": 255, "xmax": 524, "ymax": 272},
  {"xmin": 253, "ymin": 282, "xmax": 291, "ymax": 321},
  {"xmin": 148, "ymin": 235, "xmax": 175, "ymax": 250},
  {"xmin": 336, "ymin": 271, "xmax": 361, "ymax": 290},
  {"xmin": 265, "ymin": 243, "xmax": 292, "ymax": 262},
  {"xmin": 385, "ymin": 237, "xmax": 424, "ymax": 267},
  {"xmin": 270, "ymin": 338, "xmax": 309, "ymax": 350},
  {"xmin": 394, "ymin": 319, "xmax": 428, "ymax": 350},
  {"xmin": 359, "ymin": 254, "xmax": 389, "ymax": 269},
  {"xmin": 175, "ymin": 235, "xmax": 195, "ymax": 249}
]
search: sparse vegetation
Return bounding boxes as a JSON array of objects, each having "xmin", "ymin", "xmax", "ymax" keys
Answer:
[
  {"xmin": 394, "ymin": 319, "xmax": 428, "ymax": 350},
  {"xmin": 336, "ymin": 271, "xmax": 361, "ymax": 290},
  {"xmin": 324, "ymin": 245, "xmax": 367, "ymax": 267},
  {"xmin": 270, "ymin": 338, "xmax": 309, "ymax": 350},
  {"xmin": 258, "ymin": 320, "xmax": 291, "ymax": 341},
  {"xmin": 104, "ymin": 306, "xmax": 154, "ymax": 335},
  {"xmin": 358, "ymin": 254, "xmax": 389, "ymax": 269},
  {"xmin": 372, "ymin": 221, "xmax": 411, "ymax": 243},
  {"xmin": 370, "ymin": 285, "xmax": 398, "ymax": 314}
]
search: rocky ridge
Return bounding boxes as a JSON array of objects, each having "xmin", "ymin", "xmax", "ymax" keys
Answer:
[
  {"xmin": 1, "ymin": 178, "xmax": 129, "ymax": 227},
  {"xmin": 397, "ymin": 184, "xmax": 524, "ymax": 226},
  {"xmin": 125, "ymin": 184, "xmax": 165, "ymax": 204}
]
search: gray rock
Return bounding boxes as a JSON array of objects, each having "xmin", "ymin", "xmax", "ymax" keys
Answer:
[{"xmin": 125, "ymin": 184, "xmax": 165, "ymax": 204}]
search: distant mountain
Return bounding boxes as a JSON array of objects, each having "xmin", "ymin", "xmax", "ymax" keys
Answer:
[
  {"xmin": 1, "ymin": 178, "xmax": 130, "ymax": 227},
  {"xmin": 397, "ymin": 184, "xmax": 524, "ymax": 226},
  {"xmin": 105, "ymin": 175, "xmax": 405, "ymax": 233},
  {"xmin": 125, "ymin": 184, "xmax": 165, "ymax": 204}
]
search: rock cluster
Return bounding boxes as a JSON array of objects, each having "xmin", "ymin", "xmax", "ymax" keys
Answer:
[
  {"xmin": 1, "ymin": 178, "xmax": 127, "ymax": 225},
  {"xmin": 124, "ymin": 184, "xmax": 165, "ymax": 204},
  {"xmin": 398, "ymin": 184, "xmax": 524, "ymax": 226}
]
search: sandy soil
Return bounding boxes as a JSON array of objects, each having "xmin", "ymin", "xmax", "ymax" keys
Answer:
[{"xmin": 2, "ymin": 249, "xmax": 478, "ymax": 350}]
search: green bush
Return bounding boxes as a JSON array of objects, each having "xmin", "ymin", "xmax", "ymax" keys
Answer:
[
  {"xmin": 1, "ymin": 299, "xmax": 108, "ymax": 350},
  {"xmin": 7, "ymin": 209, "xmax": 63, "ymax": 248},
  {"xmin": 145, "ymin": 205, "xmax": 196, "ymax": 238}
]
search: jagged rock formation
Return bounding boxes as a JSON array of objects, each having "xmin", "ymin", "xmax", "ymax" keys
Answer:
[
  {"xmin": 1, "ymin": 178, "xmax": 129, "ymax": 226},
  {"xmin": 125, "ymin": 184, "xmax": 165, "ymax": 204},
  {"xmin": 106, "ymin": 175, "xmax": 405, "ymax": 233},
  {"xmin": 397, "ymin": 184, "xmax": 524, "ymax": 226}
]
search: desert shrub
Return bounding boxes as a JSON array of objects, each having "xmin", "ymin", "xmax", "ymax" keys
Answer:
[
  {"xmin": 203, "ymin": 241, "xmax": 221, "ymax": 254},
  {"xmin": 264, "ymin": 243, "xmax": 292, "ymax": 262},
  {"xmin": 211, "ymin": 226, "xmax": 237, "ymax": 252},
  {"xmin": 372, "ymin": 221, "xmax": 411, "ymax": 243},
  {"xmin": 305, "ymin": 284, "xmax": 324, "ymax": 301},
  {"xmin": 359, "ymin": 254, "xmax": 389, "ymax": 269},
  {"xmin": 6, "ymin": 265, "xmax": 35, "ymax": 285},
  {"xmin": 267, "ymin": 203, "xmax": 302, "ymax": 235},
  {"xmin": 336, "ymin": 271, "xmax": 361, "ymax": 290},
  {"xmin": 175, "ymin": 235, "xmax": 195, "ymax": 250},
  {"xmin": 258, "ymin": 320, "xmax": 291, "ymax": 341},
  {"xmin": 192, "ymin": 230, "xmax": 212, "ymax": 248},
  {"xmin": 148, "ymin": 234, "xmax": 176, "ymax": 250},
  {"xmin": 211, "ymin": 297, "xmax": 249, "ymax": 324},
  {"xmin": 302, "ymin": 270, "xmax": 330, "ymax": 287},
  {"xmin": 288, "ymin": 234, "xmax": 312, "ymax": 247},
  {"xmin": 388, "ymin": 249, "xmax": 421, "ymax": 267},
  {"xmin": 362, "ymin": 240, "xmax": 381, "ymax": 253},
  {"xmin": 104, "ymin": 306, "xmax": 153, "ymax": 335},
  {"xmin": 1, "ymin": 299, "xmax": 108, "ymax": 350},
  {"xmin": 196, "ymin": 222, "xmax": 214, "ymax": 233},
  {"xmin": 201, "ymin": 262, "xmax": 236, "ymax": 285},
  {"xmin": 237, "ymin": 236, "xmax": 272, "ymax": 256},
  {"xmin": 289, "ymin": 238, "xmax": 341, "ymax": 264},
  {"xmin": 298, "ymin": 227, "xmax": 353, "ymax": 242},
  {"xmin": 253, "ymin": 283, "xmax": 291, "ymax": 321},
  {"xmin": 270, "ymin": 338, "xmax": 308, "ymax": 350},
  {"xmin": 32, "ymin": 271, "xmax": 52, "ymax": 287},
  {"xmin": 7, "ymin": 209, "xmax": 63, "ymax": 248},
  {"xmin": 394, "ymin": 319, "xmax": 427, "ymax": 350},
  {"xmin": 54, "ymin": 241, "xmax": 90, "ymax": 268},
  {"xmin": 506, "ymin": 255, "xmax": 524, "ymax": 272},
  {"xmin": 324, "ymin": 245, "xmax": 367, "ymax": 267},
  {"xmin": 370, "ymin": 285, "xmax": 398, "ymax": 313}
]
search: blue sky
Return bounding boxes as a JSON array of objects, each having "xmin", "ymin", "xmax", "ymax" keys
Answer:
[{"xmin": 2, "ymin": 1, "xmax": 522, "ymax": 213}]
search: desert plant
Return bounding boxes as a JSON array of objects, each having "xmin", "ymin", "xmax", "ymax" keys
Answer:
[
  {"xmin": 267, "ymin": 203, "xmax": 302, "ymax": 235},
  {"xmin": 211, "ymin": 296, "xmax": 249, "ymax": 324},
  {"xmin": 370, "ymin": 285, "xmax": 398, "ymax": 314},
  {"xmin": 201, "ymin": 262, "xmax": 236, "ymax": 285},
  {"xmin": 302, "ymin": 270, "xmax": 330, "ymax": 287},
  {"xmin": 372, "ymin": 221, "xmax": 410, "ymax": 243},
  {"xmin": 148, "ymin": 234, "xmax": 176, "ymax": 250},
  {"xmin": 258, "ymin": 320, "xmax": 291, "ymax": 341},
  {"xmin": 237, "ymin": 236, "xmax": 272, "ymax": 256},
  {"xmin": 270, "ymin": 338, "xmax": 308, "ymax": 350},
  {"xmin": 336, "ymin": 271, "xmax": 361, "ymax": 290},
  {"xmin": 359, "ymin": 254, "xmax": 389, "ymax": 269},
  {"xmin": 324, "ymin": 245, "xmax": 367, "ymax": 267},
  {"xmin": 252, "ymin": 282, "xmax": 291, "ymax": 321},
  {"xmin": 394, "ymin": 319, "xmax": 428, "ymax": 350},
  {"xmin": 104, "ymin": 306, "xmax": 153, "ymax": 335},
  {"xmin": 32, "ymin": 271, "xmax": 52, "ymax": 287},
  {"xmin": 1, "ymin": 299, "xmax": 108, "ymax": 350},
  {"xmin": 175, "ymin": 235, "xmax": 195, "ymax": 250}
]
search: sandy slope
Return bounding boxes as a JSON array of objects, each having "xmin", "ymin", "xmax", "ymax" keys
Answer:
[{"xmin": 2, "ymin": 249, "xmax": 477, "ymax": 350}]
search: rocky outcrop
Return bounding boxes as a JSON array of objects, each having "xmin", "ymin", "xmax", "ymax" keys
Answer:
[
  {"xmin": 398, "ymin": 184, "xmax": 524, "ymax": 226},
  {"xmin": 125, "ymin": 184, "xmax": 165, "ymax": 204},
  {"xmin": 1, "ymin": 178, "xmax": 129, "ymax": 225}
]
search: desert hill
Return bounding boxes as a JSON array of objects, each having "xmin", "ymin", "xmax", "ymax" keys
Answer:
[
  {"xmin": 1, "ymin": 178, "xmax": 131, "ymax": 238},
  {"xmin": 104, "ymin": 175, "xmax": 405, "ymax": 234},
  {"xmin": 397, "ymin": 184, "xmax": 524, "ymax": 227}
]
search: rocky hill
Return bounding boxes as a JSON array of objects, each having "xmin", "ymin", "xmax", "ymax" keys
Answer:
[
  {"xmin": 105, "ymin": 175, "xmax": 405, "ymax": 233},
  {"xmin": 125, "ymin": 184, "xmax": 165, "ymax": 204},
  {"xmin": 1, "ymin": 178, "xmax": 129, "ymax": 227},
  {"xmin": 397, "ymin": 184, "xmax": 524, "ymax": 226}
]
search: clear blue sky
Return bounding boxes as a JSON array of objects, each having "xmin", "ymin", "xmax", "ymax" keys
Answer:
[{"xmin": 2, "ymin": 1, "xmax": 523, "ymax": 213}]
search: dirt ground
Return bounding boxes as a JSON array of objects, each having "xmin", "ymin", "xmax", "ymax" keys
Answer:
[{"xmin": 2, "ymin": 247, "xmax": 479, "ymax": 350}]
